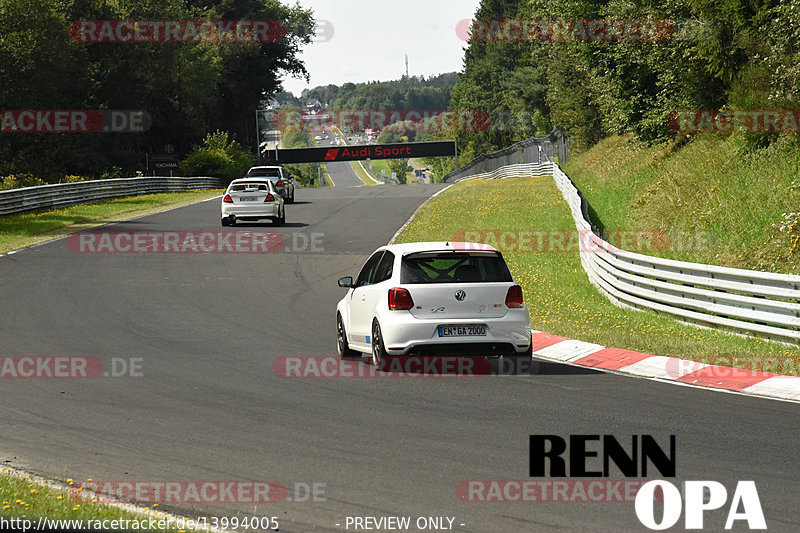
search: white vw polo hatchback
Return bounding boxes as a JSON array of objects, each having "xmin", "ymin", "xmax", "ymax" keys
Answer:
[{"xmin": 336, "ymin": 242, "xmax": 532, "ymax": 369}]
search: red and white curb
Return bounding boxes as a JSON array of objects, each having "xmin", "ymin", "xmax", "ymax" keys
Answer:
[{"xmin": 532, "ymin": 331, "xmax": 800, "ymax": 403}]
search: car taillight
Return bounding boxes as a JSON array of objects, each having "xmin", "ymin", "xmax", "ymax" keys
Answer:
[
  {"xmin": 265, "ymin": 193, "xmax": 274, "ymax": 202},
  {"xmin": 388, "ymin": 288, "xmax": 414, "ymax": 310},
  {"xmin": 276, "ymin": 181, "xmax": 284, "ymax": 186},
  {"xmin": 223, "ymin": 194, "xmax": 233, "ymax": 203},
  {"xmin": 505, "ymin": 285, "xmax": 524, "ymax": 308}
]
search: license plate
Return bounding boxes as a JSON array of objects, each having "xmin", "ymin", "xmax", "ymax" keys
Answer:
[
  {"xmin": 239, "ymin": 197, "xmax": 259, "ymax": 202},
  {"xmin": 438, "ymin": 325, "xmax": 486, "ymax": 337}
]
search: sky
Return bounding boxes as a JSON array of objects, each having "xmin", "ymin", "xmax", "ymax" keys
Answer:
[{"xmin": 280, "ymin": 0, "xmax": 482, "ymax": 96}]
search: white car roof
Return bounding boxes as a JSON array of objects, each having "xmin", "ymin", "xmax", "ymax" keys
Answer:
[
  {"xmin": 230, "ymin": 177, "xmax": 274, "ymax": 184},
  {"xmin": 378, "ymin": 241, "xmax": 498, "ymax": 256}
]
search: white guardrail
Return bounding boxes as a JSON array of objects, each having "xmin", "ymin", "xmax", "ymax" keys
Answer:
[
  {"xmin": 453, "ymin": 162, "xmax": 553, "ymax": 181},
  {"xmin": 0, "ymin": 177, "xmax": 222, "ymax": 217},
  {"xmin": 455, "ymin": 162, "xmax": 800, "ymax": 344}
]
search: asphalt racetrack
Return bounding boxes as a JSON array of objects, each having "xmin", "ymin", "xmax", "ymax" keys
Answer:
[
  {"xmin": 1, "ymin": 183, "xmax": 798, "ymax": 532},
  {"xmin": 318, "ymin": 127, "xmax": 366, "ymax": 187}
]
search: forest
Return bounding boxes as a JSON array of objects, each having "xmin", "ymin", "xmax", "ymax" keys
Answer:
[
  {"xmin": 0, "ymin": 0, "xmax": 313, "ymax": 180},
  {"xmin": 445, "ymin": 0, "xmax": 799, "ymax": 164}
]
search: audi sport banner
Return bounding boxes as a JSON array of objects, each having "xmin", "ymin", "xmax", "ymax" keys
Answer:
[{"xmin": 267, "ymin": 141, "xmax": 457, "ymax": 164}]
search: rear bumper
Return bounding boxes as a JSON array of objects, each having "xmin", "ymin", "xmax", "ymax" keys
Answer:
[
  {"xmin": 221, "ymin": 203, "xmax": 280, "ymax": 219},
  {"xmin": 404, "ymin": 342, "xmax": 522, "ymax": 357},
  {"xmin": 377, "ymin": 310, "xmax": 532, "ymax": 356}
]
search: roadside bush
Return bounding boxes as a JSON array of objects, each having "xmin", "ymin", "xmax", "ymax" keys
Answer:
[
  {"xmin": 388, "ymin": 159, "xmax": 411, "ymax": 184},
  {"xmin": 180, "ymin": 131, "xmax": 254, "ymax": 185},
  {"xmin": 285, "ymin": 163, "xmax": 320, "ymax": 187},
  {"xmin": 0, "ymin": 174, "xmax": 46, "ymax": 190},
  {"xmin": 100, "ymin": 166, "xmax": 124, "ymax": 179},
  {"xmin": 282, "ymin": 131, "xmax": 311, "ymax": 149}
]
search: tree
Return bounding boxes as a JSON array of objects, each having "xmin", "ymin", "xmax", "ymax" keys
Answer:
[
  {"xmin": 388, "ymin": 159, "xmax": 411, "ymax": 184},
  {"xmin": 179, "ymin": 131, "xmax": 253, "ymax": 185},
  {"xmin": 0, "ymin": 0, "xmax": 314, "ymax": 180}
]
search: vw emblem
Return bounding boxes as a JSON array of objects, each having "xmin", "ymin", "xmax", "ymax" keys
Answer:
[{"xmin": 454, "ymin": 290, "xmax": 466, "ymax": 301}]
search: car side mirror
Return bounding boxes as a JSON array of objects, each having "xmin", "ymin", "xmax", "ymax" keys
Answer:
[{"xmin": 338, "ymin": 276, "xmax": 353, "ymax": 288}]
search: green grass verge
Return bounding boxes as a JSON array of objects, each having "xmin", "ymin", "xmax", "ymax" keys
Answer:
[
  {"xmin": 320, "ymin": 163, "xmax": 334, "ymax": 187},
  {"xmin": 0, "ymin": 189, "xmax": 222, "ymax": 255},
  {"xmin": 563, "ymin": 133, "xmax": 800, "ymax": 273},
  {"xmin": 0, "ymin": 469, "xmax": 197, "ymax": 532},
  {"xmin": 348, "ymin": 160, "xmax": 380, "ymax": 185},
  {"xmin": 368, "ymin": 159, "xmax": 415, "ymax": 184},
  {"xmin": 368, "ymin": 159, "xmax": 391, "ymax": 180},
  {"xmin": 393, "ymin": 176, "xmax": 800, "ymax": 374}
]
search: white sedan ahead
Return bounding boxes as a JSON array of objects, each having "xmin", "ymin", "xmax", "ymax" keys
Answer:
[
  {"xmin": 336, "ymin": 242, "xmax": 532, "ymax": 370},
  {"xmin": 221, "ymin": 178, "xmax": 285, "ymax": 226}
]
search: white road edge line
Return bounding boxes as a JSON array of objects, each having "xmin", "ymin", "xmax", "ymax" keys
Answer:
[{"xmin": 357, "ymin": 159, "xmax": 381, "ymax": 185}]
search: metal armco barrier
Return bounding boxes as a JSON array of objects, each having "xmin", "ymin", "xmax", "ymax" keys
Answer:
[
  {"xmin": 456, "ymin": 161, "xmax": 800, "ymax": 344},
  {"xmin": 443, "ymin": 127, "xmax": 568, "ymax": 183},
  {"xmin": 0, "ymin": 177, "xmax": 222, "ymax": 217},
  {"xmin": 451, "ymin": 162, "xmax": 554, "ymax": 182}
]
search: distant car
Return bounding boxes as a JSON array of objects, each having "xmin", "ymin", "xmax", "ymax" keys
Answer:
[
  {"xmin": 221, "ymin": 178, "xmax": 285, "ymax": 226},
  {"xmin": 335, "ymin": 242, "xmax": 532, "ymax": 370},
  {"xmin": 245, "ymin": 165, "xmax": 295, "ymax": 203}
]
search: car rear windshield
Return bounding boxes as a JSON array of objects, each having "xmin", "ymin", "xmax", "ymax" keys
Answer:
[
  {"xmin": 230, "ymin": 183, "xmax": 268, "ymax": 191},
  {"xmin": 400, "ymin": 252, "xmax": 513, "ymax": 284},
  {"xmin": 247, "ymin": 168, "xmax": 281, "ymax": 177}
]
